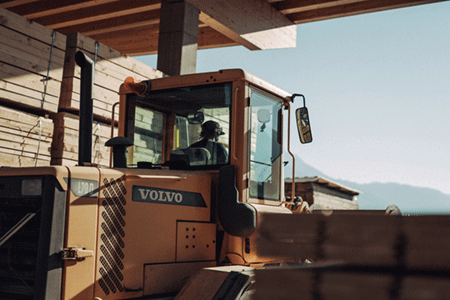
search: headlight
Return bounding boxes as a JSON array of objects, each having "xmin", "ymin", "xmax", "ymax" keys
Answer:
[{"xmin": 21, "ymin": 178, "xmax": 43, "ymax": 196}]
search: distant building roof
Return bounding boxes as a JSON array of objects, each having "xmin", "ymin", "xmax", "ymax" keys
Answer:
[{"xmin": 285, "ymin": 176, "xmax": 360, "ymax": 196}]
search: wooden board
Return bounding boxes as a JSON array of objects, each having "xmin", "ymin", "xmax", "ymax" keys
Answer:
[
  {"xmin": 256, "ymin": 213, "xmax": 450, "ymax": 269},
  {"xmin": 253, "ymin": 266, "xmax": 450, "ymax": 300},
  {"xmin": 51, "ymin": 112, "xmax": 118, "ymax": 167},
  {"xmin": 0, "ymin": 7, "xmax": 66, "ymax": 113},
  {"xmin": 0, "ymin": 105, "xmax": 53, "ymax": 167},
  {"xmin": 254, "ymin": 213, "xmax": 450, "ymax": 300},
  {"xmin": 60, "ymin": 32, "xmax": 164, "ymax": 120}
]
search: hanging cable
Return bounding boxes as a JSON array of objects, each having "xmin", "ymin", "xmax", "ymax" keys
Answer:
[
  {"xmin": 93, "ymin": 41, "xmax": 99, "ymax": 84},
  {"xmin": 34, "ymin": 118, "xmax": 42, "ymax": 167},
  {"xmin": 94, "ymin": 122, "xmax": 101, "ymax": 164},
  {"xmin": 41, "ymin": 31, "xmax": 56, "ymax": 109}
]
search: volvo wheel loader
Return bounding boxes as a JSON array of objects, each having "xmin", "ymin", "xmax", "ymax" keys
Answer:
[{"xmin": 0, "ymin": 51, "xmax": 312, "ymax": 300}]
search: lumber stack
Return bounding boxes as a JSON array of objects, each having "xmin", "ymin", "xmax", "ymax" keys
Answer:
[
  {"xmin": 54, "ymin": 32, "xmax": 164, "ymax": 167},
  {"xmin": 60, "ymin": 32, "xmax": 164, "ymax": 121},
  {"xmin": 0, "ymin": 105, "xmax": 53, "ymax": 167},
  {"xmin": 51, "ymin": 112, "xmax": 118, "ymax": 167},
  {"xmin": 0, "ymin": 7, "xmax": 66, "ymax": 113},
  {"xmin": 0, "ymin": 7, "xmax": 63, "ymax": 167},
  {"xmin": 254, "ymin": 213, "xmax": 450, "ymax": 300}
]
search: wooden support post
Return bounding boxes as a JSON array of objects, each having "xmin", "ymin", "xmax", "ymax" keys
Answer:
[{"xmin": 157, "ymin": 0, "xmax": 199, "ymax": 76}]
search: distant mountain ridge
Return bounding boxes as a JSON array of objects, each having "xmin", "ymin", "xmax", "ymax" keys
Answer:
[{"xmin": 284, "ymin": 154, "xmax": 450, "ymax": 215}]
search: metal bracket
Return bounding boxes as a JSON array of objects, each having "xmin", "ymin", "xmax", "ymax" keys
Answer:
[{"xmin": 61, "ymin": 247, "xmax": 93, "ymax": 261}]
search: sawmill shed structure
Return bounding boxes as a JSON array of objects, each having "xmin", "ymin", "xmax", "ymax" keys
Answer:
[
  {"xmin": 285, "ymin": 176, "xmax": 360, "ymax": 210},
  {"xmin": 2, "ymin": 0, "xmax": 445, "ymax": 56},
  {"xmin": 0, "ymin": 0, "xmax": 444, "ymax": 167}
]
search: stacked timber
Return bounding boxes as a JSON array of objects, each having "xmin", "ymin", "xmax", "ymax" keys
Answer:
[
  {"xmin": 0, "ymin": 106, "xmax": 53, "ymax": 167},
  {"xmin": 254, "ymin": 213, "xmax": 450, "ymax": 300},
  {"xmin": 0, "ymin": 7, "xmax": 65, "ymax": 167},
  {"xmin": 51, "ymin": 112, "xmax": 117, "ymax": 167},
  {"xmin": 0, "ymin": 7, "xmax": 66, "ymax": 113},
  {"xmin": 51, "ymin": 32, "xmax": 164, "ymax": 167},
  {"xmin": 60, "ymin": 32, "xmax": 164, "ymax": 120}
]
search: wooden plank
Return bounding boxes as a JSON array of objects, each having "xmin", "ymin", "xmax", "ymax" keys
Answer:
[
  {"xmin": 254, "ymin": 267, "xmax": 450, "ymax": 300},
  {"xmin": 288, "ymin": 0, "xmax": 447, "ymax": 24},
  {"xmin": 7, "ymin": 0, "xmax": 120, "ymax": 19},
  {"xmin": 0, "ymin": 149, "xmax": 51, "ymax": 167},
  {"xmin": 0, "ymin": 7, "xmax": 66, "ymax": 50},
  {"xmin": 0, "ymin": 63, "xmax": 62, "ymax": 98},
  {"xmin": 60, "ymin": 32, "xmax": 163, "ymax": 119},
  {"xmin": 0, "ymin": 10, "xmax": 65, "ymax": 113},
  {"xmin": 0, "ymin": 106, "xmax": 53, "ymax": 130},
  {"xmin": 51, "ymin": 112, "xmax": 117, "ymax": 167},
  {"xmin": 60, "ymin": 81, "xmax": 120, "ymax": 120},
  {"xmin": 0, "ymin": 124, "xmax": 52, "ymax": 142},
  {"xmin": 57, "ymin": 10, "xmax": 160, "ymax": 36},
  {"xmin": 0, "ymin": 25, "xmax": 65, "ymax": 63},
  {"xmin": 32, "ymin": 0, "xmax": 160, "ymax": 29},
  {"xmin": 107, "ymin": 26, "xmax": 238, "ymax": 56},
  {"xmin": 66, "ymin": 32, "xmax": 164, "ymax": 78},
  {"xmin": 0, "ymin": 105, "xmax": 52, "ymax": 167},
  {"xmin": 0, "ymin": 42, "xmax": 64, "ymax": 82},
  {"xmin": 0, "ymin": 134, "xmax": 52, "ymax": 156},
  {"xmin": 0, "ymin": 145, "xmax": 51, "ymax": 159},
  {"xmin": 0, "ymin": 47, "xmax": 63, "ymax": 84},
  {"xmin": 186, "ymin": 0, "xmax": 296, "ymax": 50},
  {"xmin": 0, "ymin": 79, "xmax": 59, "ymax": 112},
  {"xmin": 256, "ymin": 213, "xmax": 450, "ymax": 268}
]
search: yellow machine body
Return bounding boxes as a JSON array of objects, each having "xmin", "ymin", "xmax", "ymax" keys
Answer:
[{"xmin": 0, "ymin": 69, "xmax": 303, "ymax": 300}]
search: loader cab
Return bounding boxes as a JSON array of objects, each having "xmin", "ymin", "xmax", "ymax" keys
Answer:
[
  {"xmin": 117, "ymin": 69, "xmax": 304, "ymax": 207},
  {"xmin": 123, "ymin": 82, "xmax": 232, "ymax": 169}
]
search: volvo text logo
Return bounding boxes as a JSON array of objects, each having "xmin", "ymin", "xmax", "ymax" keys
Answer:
[
  {"xmin": 132, "ymin": 185, "xmax": 207, "ymax": 207},
  {"xmin": 138, "ymin": 189, "xmax": 183, "ymax": 203}
]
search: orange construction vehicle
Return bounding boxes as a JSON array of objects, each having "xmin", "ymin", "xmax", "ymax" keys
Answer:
[{"xmin": 0, "ymin": 51, "xmax": 312, "ymax": 300}]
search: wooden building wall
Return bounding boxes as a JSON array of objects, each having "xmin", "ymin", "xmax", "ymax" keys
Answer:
[
  {"xmin": 285, "ymin": 180, "xmax": 358, "ymax": 210},
  {"xmin": 0, "ymin": 7, "xmax": 164, "ymax": 168}
]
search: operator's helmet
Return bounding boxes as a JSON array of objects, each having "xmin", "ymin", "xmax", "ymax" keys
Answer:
[{"xmin": 202, "ymin": 120, "xmax": 225, "ymax": 139}]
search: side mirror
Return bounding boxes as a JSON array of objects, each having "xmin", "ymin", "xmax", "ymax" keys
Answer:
[
  {"xmin": 187, "ymin": 112, "xmax": 204, "ymax": 124},
  {"xmin": 296, "ymin": 107, "xmax": 312, "ymax": 144}
]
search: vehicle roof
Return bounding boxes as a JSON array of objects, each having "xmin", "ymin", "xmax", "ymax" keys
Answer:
[{"xmin": 120, "ymin": 69, "xmax": 292, "ymax": 101}]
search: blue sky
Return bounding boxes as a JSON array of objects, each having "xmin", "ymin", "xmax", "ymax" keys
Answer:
[{"xmin": 136, "ymin": 1, "xmax": 450, "ymax": 195}]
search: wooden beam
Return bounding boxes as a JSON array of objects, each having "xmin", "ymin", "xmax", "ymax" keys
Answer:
[
  {"xmin": 185, "ymin": 0, "xmax": 296, "ymax": 50},
  {"xmin": 6, "ymin": 0, "xmax": 119, "ymax": 19},
  {"xmin": 90, "ymin": 28, "xmax": 160, "ymax": 56},
  {"xmin": 288, "ymin": 0, "xmax": 447, "ymax": 24},
  {"xmin": 198, "ymin": 27, "xmax": 237, "ymax": 49},
  {"xmin": 0, "ymin": 0, "xmax": 40, "ymax": 9},
  {"xmin": 87, "ymin": 24, "xmax": 160, "ymax": 42},
  {"xmin": 157, "ymin": 0, "xmax": 199, "ymax": 76},
  {"xmin": 31, "ymin": 0, "xmax": 160, "ymax": 29},
  {"xmin": 94, "ymin": 25, "xmax": 237, "ymax": 56},
  {"xmin": 56, "ymin": 10, "xmax": 161, "ymax": 35},
  {"xmin": 274, "ymin": 0, "xmax": 366, "ymax": 14}
]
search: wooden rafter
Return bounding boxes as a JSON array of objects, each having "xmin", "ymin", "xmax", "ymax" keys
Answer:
[{"xmin": 0, "ymin": 0, "xmax": 445, "ymax": 56}]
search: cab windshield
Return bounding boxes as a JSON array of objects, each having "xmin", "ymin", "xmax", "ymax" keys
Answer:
[
  {"xmin": 126, "ymin": 83, "xmax": 232, "ymax": 168},
  {"xmin": 249, "ymin": 89, "xmax": 282, "ymax": 201}
]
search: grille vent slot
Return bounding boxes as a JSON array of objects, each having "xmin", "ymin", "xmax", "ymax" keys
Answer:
[{"xmin": 98, "ymin": 178, "xmax": 127, "ymax": 295}]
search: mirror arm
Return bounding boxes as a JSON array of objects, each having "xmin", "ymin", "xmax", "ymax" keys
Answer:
[
  {"xmin": 283, "ymin": 101, "xmax": 295, "ymax": 206},
  {"xmin": 291, "ymin": 93, "xmax": 306, "ymax": 107}
]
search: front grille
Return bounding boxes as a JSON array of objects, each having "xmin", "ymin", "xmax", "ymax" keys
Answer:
[
  {"xmin": 0, "ymin": 175, "xmax": 66, "ymax": 300},
  {"xmin": 98, "ymin": 178, "xmax": 127, "ymax": 295},
  {"xmin": 0, "ymin": 197, "xmax": 41, "ymax": 300}
]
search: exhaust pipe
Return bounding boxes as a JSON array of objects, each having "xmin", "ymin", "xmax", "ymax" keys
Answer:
[{"xmin": 75, "ymin": 51, "xmax": 94, "ymax": 166}]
